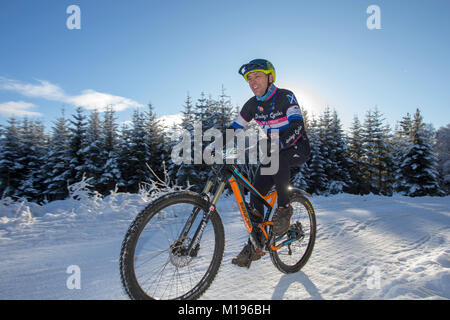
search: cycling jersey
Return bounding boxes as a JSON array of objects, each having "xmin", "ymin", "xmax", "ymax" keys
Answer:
[
  {"xmin": 231, "ymin": 85, "xmax": 309, "ymax": 151},
  {"xmin": 230, "ymin": 84, "xmax": 311, "ymax": 217}
]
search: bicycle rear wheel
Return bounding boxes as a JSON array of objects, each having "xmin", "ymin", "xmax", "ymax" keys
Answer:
[
  {"xmin": 120, "ymin": 191, "xmax": 225, "ymax": 300},
  {"xmin": 269, "ymin": 192, "xmax": 316, "ymax": 273}
]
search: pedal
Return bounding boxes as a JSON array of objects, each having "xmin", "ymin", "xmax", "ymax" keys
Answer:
[{"xmin": 254, "ymin": 248, "xmax": 266, "ymax": 256}]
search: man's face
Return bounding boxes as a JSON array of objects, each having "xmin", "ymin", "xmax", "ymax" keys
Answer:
[{"xmin": 247, "ymin": 71, "xmax": 271, "ymax": 97}]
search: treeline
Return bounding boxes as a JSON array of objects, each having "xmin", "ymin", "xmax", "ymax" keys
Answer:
[
  {"xmin": 0, "ymin": 88, "xmax": 237, "ymax": 202},
  {"xmin": 292, "ymin": 107, "xmax": 447, "ymax": 197},
  {"xmin": 0, "ymin": 87, "xmax": 448, "ymax": 203}
]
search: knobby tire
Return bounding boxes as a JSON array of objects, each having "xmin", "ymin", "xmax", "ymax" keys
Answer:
[{"xmin": 119, "ymin": 191, "xmax": 225, "ymax": 300}]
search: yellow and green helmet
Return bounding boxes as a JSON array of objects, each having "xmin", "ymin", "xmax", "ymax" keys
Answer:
[{"xmin": 238, "ymin": 59, "xmax": 276, "ymax": 83}]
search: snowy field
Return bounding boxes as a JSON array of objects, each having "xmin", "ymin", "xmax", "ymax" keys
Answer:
[{"xmin": 0, "ymin": 188, "xmax": 449, "ymax": 300}]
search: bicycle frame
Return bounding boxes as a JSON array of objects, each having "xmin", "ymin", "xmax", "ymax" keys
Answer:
[
  {"xmin": 181, "ymin": 164, "xmax": 281, "ymax": 255},
  {"xmin": 226, "ymin": 166, "xmax": 277, "ymax": 230}
]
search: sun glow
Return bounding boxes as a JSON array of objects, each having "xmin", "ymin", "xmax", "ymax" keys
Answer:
[{"xmin": 279, "ymin": 81, "xmax": 328, "ymax": 119}]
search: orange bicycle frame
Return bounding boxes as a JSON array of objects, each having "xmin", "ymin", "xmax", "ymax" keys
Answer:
[{"xmin": 226, "ymin": 167, "xmax": 280, "ymax": 250}]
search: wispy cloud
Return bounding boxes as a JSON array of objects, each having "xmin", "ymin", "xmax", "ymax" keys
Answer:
[
  {"xmin": 0, "ymin": 101, "xmax": 43, "ymax": 117},
  {"xmin": 0, "ymin": 77, "xmax": 143, "ymax": 112},
  {"xmin": 0, "ymin": 78, "xmax": 66, "ymax": 101},
  {"xmin": 66, "ymin": 90, "xmax": 143, "ymax": 112}
]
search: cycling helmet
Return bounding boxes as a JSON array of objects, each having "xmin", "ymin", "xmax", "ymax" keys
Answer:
[{"xmin": 238, "ymin": 59, "xmax": 276, "ymax": 83}]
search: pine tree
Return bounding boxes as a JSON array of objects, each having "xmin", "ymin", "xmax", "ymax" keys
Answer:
[
  {"xmin": 317, "ymin": 107, "xmax": 349, "ymax": 194},
  {"xmin": 396, "ymin": 109, "xmax": 443, "ymax": 196},
  {"xmin": 434, "ymin": 124, "xmax": 450, "ymax": 194},
  {"xmin": 181, "ymin": 92, "xmax": 194, "ymax": 132},
  {"xmin": 175, "ymin": 94, "xmax": 196, "ymax": 189},
  {"xmin": 117, "ymin": 122, "xmax": 133, "ymax": 191},
  {"xmin": 123, "ymin": 109, "xmax": 151, "ymax": 193},
  {"xmin": 67, "ymin": 107, "xmax": 88, "ymax": 186},
  {"xmin": 300, "ymin": 106, "xmax": 310, "ymax": 130},
  {"xmin": 165, "ymin": 122, "xmax": 183, "ymax": 184},
  {"xmin": 98, "ymin": 105, "xmax": 121, "ymax": 194},
  {"xmin": 291, "ymin": 163, "xmax": 310, "ymax": 191},
  {"xmin": 330, "ymin": 110, "xmax": 352, "ymax": 193},
  {"xmin": 290, "ymin": 106, "xmax": 310, "ymax": 190},
  {"xmin": 82, "ymin": 109, "xmax": 104, "ymax": 190},
  {"xmin": 18, "ymin": 119, "xmax": 48, "ymax": 201},
  {"xmin": 361, "ymin": 108, "xmax": 395, "ymax": 195},
  {"xmin": 144, "ymin": 103, "xmax": 166, "ymax": 180},
  {"xmin": 393, "ymin": 113, "xmax": 413, "ymax": 193},
  {"xmin": 304, "ymin": 117, "xmax": 328, "ymax": 194},
  {"xmin": 194, "ymin": 92, "xmax": 215, "ymax": 130},
  {"xmin": 0, "ymin": 118, "xmax": 23, "ymax": 198},
  {"xmin": 44, "ymin": 111, "xmax": 71, "ymax": 200},
  {"xmin": 379, "ymin": 123, "xmax": 396, "ymax": 196},
  {"xmin": 215, "ymin": 85, "xmax": 234, "ymax": 134},
  {"xmin": 398, "ymin": 112, "xmax": 412, "ymax": 140},
  {"xmin": 347, "ymin": 115, "xmax": 367, "ymax": 194},
  {"xmin": 176, "ymin": 92, "xmax": 218, "ymax": 190}
]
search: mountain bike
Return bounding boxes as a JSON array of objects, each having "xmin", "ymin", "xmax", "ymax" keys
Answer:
[{"xmin": 119, "ymin": 148, "xmax": 316, "ymax": 300}]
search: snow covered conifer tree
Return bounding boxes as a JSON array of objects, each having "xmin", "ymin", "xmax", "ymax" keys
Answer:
[
  {"xmin": 434, "ymin": 124, "xmax": 450, "ymax": 194},
  {"xmin": 330, "ymin": 110, "xmax": 352, "ymax": 193},
  {"xmin": 44, "ymin": 110, "xmax": 71, "ymax": 200},
  {"xmin": 396, "ymin": 109, "xmax": 443, "ymax": 196},
  {"xmin": 123, "ymin": 109, "xmax": 151, "ymax": 193},
  {"xmin": 178, "ymin": 92, "xmax": 217, "ymax": 191},
  {"xmin": 291, "ymin": 163, "xmax": 309, "ymax": 191},
  {"xmin": 175, "ymin": 94, "xmax": 196, "ymax": 189},
  {"xmin": 216, "ymin": 85, "xmax": 234, "ymax": 135},
  {"xmin": 117, "ymin": 122, "xmax": 132, "ymax": 191},
  {"xmin": 393, "ymin": 113, "xmax": 413, "ymax": 193},
  {"xmin": 144, "ymin": 103, "xmax": 166, "ymax": 181},
  {"xmin": 194, "ymin": 92, "xmax": 213, "ymax": 130},
  {"xmin": 347, "ymin": 115, "xmax": 367, "ymax": 194},
  {"xmin": 181, "ymin": 92, "xmax": 195, "ymax": 132},
  {"xmin": 305, "ymin": 117, "xmax": 328, "ymax": 194},
  {"xmin": 98, "ymin": 105, "xmax": 121, "ymax": 194},
  {"xmin": 0, "ymin": 118, "xmax": 23, "ymax": 198},
  {"xmin": 18, "ymin": 119, "xmax": 48, "ymax": 201},
  {"xmin": 361, "ymin": 108, "xmax": 395, "ymax": 195},
  {"xmin": 192, "ymin": 93, "xmax": 216, "ymax": 189},
  {"xmin": 67, "ymin": 107, "xmax": 88, "ymax": 186},
  {"xmin": 290, "ymin": 106, "xmax": 311, "ymax": 191},
  {"xmin": 317, "ymin": 108, "xmax": 333, "ymax": 194},
  {"xmin": 398, "ymin": 113, "xmax": 412, "ymax": 139},
  {"xmin": 82, "ymin": 110, "xmax": 104, "ymax": 191},
  {"xmin": 317, "ymin": 107, "xmax": 349, "ymax": 194}
]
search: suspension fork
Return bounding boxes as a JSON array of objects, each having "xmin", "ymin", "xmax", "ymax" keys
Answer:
[
  {"xmin": 177, "ymin": 178, "xmax": 214, "ymax": 241},
  {"xmin": 185, "ymin": 180, "xmax": 226, "ymax": 255},
  {"xmin": 178, "ymin": 179, "xmax": 213, "ymax": 239}
]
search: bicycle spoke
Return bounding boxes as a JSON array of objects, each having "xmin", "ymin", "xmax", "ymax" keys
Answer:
[
  {"xmin": 122, "ymin": 197, "xmax": 222, "ymax": 300},
  {"xmin": 269, "ymin": 194, "xmax": 316, "ymax": 273}
]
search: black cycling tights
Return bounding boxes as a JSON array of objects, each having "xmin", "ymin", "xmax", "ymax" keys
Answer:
[{"xmin": 250, "ymin": 144, "xmax": 309, "ymax": 217}]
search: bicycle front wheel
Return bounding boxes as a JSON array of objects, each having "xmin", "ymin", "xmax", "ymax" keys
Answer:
[
  {"xmin": 269, "ymin": 192, "xmax": 316, "ymax": 274},
  {"xmin": 120, "ymin": 191, "xmax": 225, "ymax": 300}
]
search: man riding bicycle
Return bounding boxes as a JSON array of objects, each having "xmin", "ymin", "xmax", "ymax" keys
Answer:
[{"xmin": 231, "ymin": 59, "xmax": 311, "ymax": 268}]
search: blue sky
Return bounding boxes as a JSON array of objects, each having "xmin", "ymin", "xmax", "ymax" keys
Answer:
[{"xmin": 0, "ymin": 0, "xmax": 449, "ymax": 132}]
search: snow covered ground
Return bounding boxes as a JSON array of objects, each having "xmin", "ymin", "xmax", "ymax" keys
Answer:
[{"xmin": 0, "ymin": 188, "xmax": 449, "ymax": 300}]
